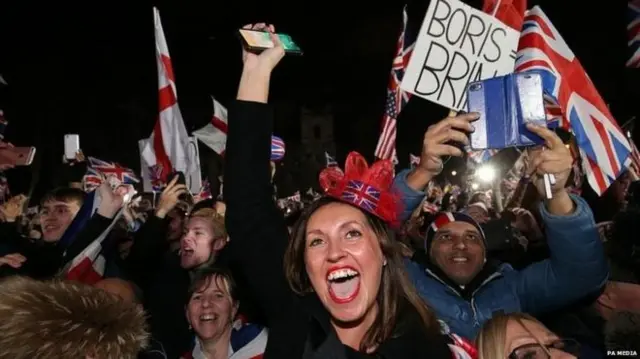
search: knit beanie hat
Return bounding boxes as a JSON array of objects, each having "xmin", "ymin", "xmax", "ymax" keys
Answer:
[{"xmin": 424, "ymin": 212, "xmax": 486, "ymax": 253}]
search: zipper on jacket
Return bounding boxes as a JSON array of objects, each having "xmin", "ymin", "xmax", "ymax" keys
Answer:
[{"xmin": 469, "ymin": 272, "xmax": 501, "ymax": 326}]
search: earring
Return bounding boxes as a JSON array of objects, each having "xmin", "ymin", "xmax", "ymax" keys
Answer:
[{"xmin": 383, "ymin": 259, "xmax": 387, "ymax": 266}]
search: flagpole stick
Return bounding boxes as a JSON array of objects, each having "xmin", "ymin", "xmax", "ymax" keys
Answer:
[{"xmin": 626, "ymin": 130, "xmax": 639, "ymax": 181}]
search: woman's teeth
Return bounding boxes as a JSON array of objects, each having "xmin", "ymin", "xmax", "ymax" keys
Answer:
[
  {"xmin": 199, "ymin": 314, "xmax": 217, "ymax": 322},
  {"xmin": 327, "ymin": 268, "xmax": 359, "ymax": 282}
]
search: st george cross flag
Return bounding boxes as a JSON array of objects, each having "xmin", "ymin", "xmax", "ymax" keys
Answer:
[
  {"xmin": 141, "ymin": 7, "xmax": 191, "ymax": 189},
  {"xmin": 515, "ymin": 6, "xmax": 633, "ymax": 195},
  {"xmin": 193, "ymin": 96, "xmax": 229, "ymax": 155},
  {"xmin": 194, "ymin": 97, "xmax": 285, "ymax": 160},
  {"xmin": 374, "ymin": 5, "xmax": 415, "ymax": 161},
  {"xmin": 627, "ymin": 0, "xmax": 640, "ymax": 68},
  {"xmin": 83, "ymin": 157, "xmax": 139, "ymax": 192}
]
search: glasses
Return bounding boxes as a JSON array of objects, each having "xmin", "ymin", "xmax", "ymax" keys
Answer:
[{"xmin": 509, "ymin": 339, "xmax": 581, "ymax": 359}]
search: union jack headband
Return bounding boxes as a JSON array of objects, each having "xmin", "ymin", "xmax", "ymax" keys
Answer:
[{"xmin": 318, "ymin": 151, "xmax": 400, "ymax": 225}]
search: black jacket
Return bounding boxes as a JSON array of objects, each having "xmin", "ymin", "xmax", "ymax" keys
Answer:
[
  {"xmin": 126, "ymin": 215, "xmax": 192, "ymax": 359},
  {"xmin": 224, "ymin": 100, "xmax": 452, "ymax": 359}
]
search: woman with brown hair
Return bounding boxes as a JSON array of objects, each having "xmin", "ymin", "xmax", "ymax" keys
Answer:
[
  {"xmin": 476, "ymin": 312, "xmax": 581, "ymax": 359},
  {"xmin": 224, "ymin": 23, "xmax": 451, "ymax": 358}
]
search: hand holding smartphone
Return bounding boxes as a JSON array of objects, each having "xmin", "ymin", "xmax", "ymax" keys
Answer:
[
  {"xmin": 0, "ymin": 146, "xmax": 36, "ymax": 167},
  {"xmin": 238, "ymin": 29, "xmax": 303, "ymax": 55}
]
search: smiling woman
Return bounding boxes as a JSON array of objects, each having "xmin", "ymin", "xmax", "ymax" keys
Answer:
[
  {"xmin": 224, "ymin": 22, "xmax": 452, "ymax": 359},
  {"xmin": 182, "ymin": 267, "xmax": 268, "ymax": 359},
  {"xmin": 286, "ymin": 196, "xmax": 441, "ymax": 352}
]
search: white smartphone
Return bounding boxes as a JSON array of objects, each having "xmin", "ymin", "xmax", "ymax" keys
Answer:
[{"xmin": 64, "ymin": 134, "xmax": 80, "ymax": 160}]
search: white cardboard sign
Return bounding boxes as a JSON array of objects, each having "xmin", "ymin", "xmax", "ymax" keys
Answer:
[{"xmin": 401, "ymin": 0, "xmax": 519, "ymax": 110}]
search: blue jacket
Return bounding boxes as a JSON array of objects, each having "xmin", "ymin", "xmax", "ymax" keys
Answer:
[{"xmin": 393, "ymin": 169, "xmax": 609, "ymax": 340}]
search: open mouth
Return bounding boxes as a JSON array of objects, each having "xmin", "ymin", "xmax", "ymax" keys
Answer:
[
  {"xmin": 326, "ymin": 267, "xmax": 361, "ymax": 304},
  {"xmin": 181, "ymin": 247, "xmax": 194, "ymax": 257},
  {"xmin": 199, "ymin": 313, "xmax": 218, "ymax": 322},
  {"xmin": 450, "ymin": 254, "xmax": 471, "ymax": 264},
  {"xmin": 43, "ymin": 224, "xmax": 59, "ymax": 233}
]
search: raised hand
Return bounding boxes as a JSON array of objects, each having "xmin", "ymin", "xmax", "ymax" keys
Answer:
[
  {"xmin": 0, "ymin": 253, "xmax": 26, "ymax": 269},
  {"xmin": 407, "ymin": 113, "xmax": 478, "ymax": 190},
  {"xmin": 237, "ymin": 23, "xmax": 285, "ymax": 104},
  {"xmin": 240, "ymin": 23, "xmax": 285, "ymax": 74},
  {"xmin": 97, "ymin": 182, "xmax": 125, "ymax": 219},
  {"xmin": 525, "ymin": 124, "xmax": 574, "ymax": 214},
  {"xmin": 0, "ymin": 141, "xmax": 15, "ymax": 171},
  {"xmin": 155, "ymin": 175, "xmax": 188, "ymax": 218}
]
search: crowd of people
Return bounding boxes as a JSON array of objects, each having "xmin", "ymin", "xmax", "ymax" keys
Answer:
[{"xmin": 0, "ymin": 23, "xmax": 638, "ymax": 359}]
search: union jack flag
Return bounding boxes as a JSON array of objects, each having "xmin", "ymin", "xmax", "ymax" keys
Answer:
[
  {"xmin": 341, "ymin": 180, "xmax": 381, "ymax": 213},
  {"xmin": 515, "ymin": 7, "xmax": 632, "ymax": 195},
  {"xmin": 374, "ymin": 5, "xmax": 415, "ymax": 161},
  {"xmin": 271, "ymin": 136, "xmax": 285, "ymax": 161},
  {"xmin": 194, "ymin": 179, "xmax": 212, "ymax": 203},
  {"xmin": 83, "ymin": 157, "xmax": 139, "ymax": 192},
  {"xmin": 628, "ymin": 0, "xmax": 640, "ymax": 67},
  {"xmin": 148, "ymin": 164, "xmax": 165, "ymax": 192},
  {"xmin": 628, "ymin": 134, "xmax": 640, "ymax": 178}
]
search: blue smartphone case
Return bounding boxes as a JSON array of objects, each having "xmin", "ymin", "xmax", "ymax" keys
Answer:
[{"xmin": 467, "ymin": 72, "xmax": 546, "ymax": 150}]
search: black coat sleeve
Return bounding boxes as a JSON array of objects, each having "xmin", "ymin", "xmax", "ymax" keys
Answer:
[{"xmin": 224, "ymin": 100, "xmax": 298, "ymax": 327}]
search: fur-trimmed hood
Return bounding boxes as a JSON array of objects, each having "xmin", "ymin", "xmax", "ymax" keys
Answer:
[{"xmin": 0, "ymin": 276, "xmax": 149, "ymax": 359}]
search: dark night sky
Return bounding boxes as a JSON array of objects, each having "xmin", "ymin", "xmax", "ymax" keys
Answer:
[{"xmin": 0, "ymin": 0, "xmax": 636, "ymax": 198}]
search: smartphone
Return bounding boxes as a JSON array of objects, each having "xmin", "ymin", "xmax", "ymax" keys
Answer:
[
  {"xmin": 467, "ymin": 73, "xmax": 545, "ymax": 150},
  {"xmin": 238, "ymin": 29, "xmax": 303, "ymax": 55},
  {"xmin": 170, "ymin": 171, "xmax": 191, "ymax": 202},
  {"xmin": 0, "ymin": 146, "xmax": 36, "ymax": 166},
  {"xmin": 64, "ymin": 134, "xmax": 80, "ymax": 160},
  {"xmin": 171, "ymin": 171, "xmax": 186, "ymax": 186}
]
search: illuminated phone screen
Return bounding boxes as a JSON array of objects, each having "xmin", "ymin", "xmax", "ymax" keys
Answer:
[{"xmin": 239, "ymin": 30, "xmax": 302, "ymax": 53}]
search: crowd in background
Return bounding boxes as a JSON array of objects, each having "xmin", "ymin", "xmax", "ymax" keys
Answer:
[{"xmin": 0, "ymin": 23, "xmax": 638, "ymax": 359}]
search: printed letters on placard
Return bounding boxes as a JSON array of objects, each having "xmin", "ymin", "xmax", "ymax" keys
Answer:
[{"xmin": 401, "ymin": 0, "xmax": 519, "ymax": 110}]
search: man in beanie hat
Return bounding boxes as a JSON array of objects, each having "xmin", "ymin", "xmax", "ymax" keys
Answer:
[
  {"xmin": 424, "ymin": 212, "xmax": 488, "ymax": 286},
  {"xmin": 391, "ymin": 116, "xmax": 608, "ymax": 341}
]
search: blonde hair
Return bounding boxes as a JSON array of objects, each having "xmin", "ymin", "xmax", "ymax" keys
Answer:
[
  {"xmin": 0, "ymin": 276, "xmax": 149, "ymax": 359},
  {"xmin": 190, "ymin": 207, "xmax": 227, "ymax": 239},
  {"xmin": 476, "ymin": 312, "xmax": 548, "ymax": 359}
]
